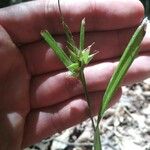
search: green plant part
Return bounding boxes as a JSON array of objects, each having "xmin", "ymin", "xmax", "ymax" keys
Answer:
[
  {"xmin": 41, "ymin": 20, "xmax": 96, "ymax": 78},
  {"xmin": 99, "ymin": 17, "xmax": 148, "ymax": 120},
  {"xmin": 94, "ymin": 18, "xmax": 148, "ymax": 150},
  {"xmin": 41, "ymin": 0, "xmax": 148, "ymax": 149},
  {"xmin": 41, "ymin": 0, "xmax": 97, "ymax": 133}
]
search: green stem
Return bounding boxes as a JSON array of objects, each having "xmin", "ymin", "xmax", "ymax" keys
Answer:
[
  {"xmin": 94, "ymin": 126, "xmax": 102, "ymax": 150},
  {"xmin": 79, "ymin": 69, "xmax": 96, "ymax": 131}
]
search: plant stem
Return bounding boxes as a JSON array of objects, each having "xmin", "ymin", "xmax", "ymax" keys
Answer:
[
  {"xmin": 94, "ymin": 126, "xmax": 102, "ymax": 150},
  {"xmin": 79, "ymin": 69, "xmax": 96, "ymax": 131}
]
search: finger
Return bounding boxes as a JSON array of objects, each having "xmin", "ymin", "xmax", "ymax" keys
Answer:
[
  {"xmin": 122, "ymin": 54, "xmax": 150, "ymax": 84},
  {"xmin": 30, "ymin": 54, "xmax": 150, "ymax": 109},
  {"xmin": 22, "ymin": 27, "xmax": 150, "ymax": 75},
  {"xmin": 23, "ymin": 89, "xmax": 122, "ymax": 147},
  {"xmin": 30, "ymin": 62, "xmax": 115, "ymax": 109},
  {"xmin": 141, "ymin": 23, "xmax": 150, "ymax": 51},
  {"xmin": 0, "ymin": 0, "xmax": 144, "ymax": 44}
]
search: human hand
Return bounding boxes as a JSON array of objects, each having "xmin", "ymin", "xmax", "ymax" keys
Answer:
[{"xmin": 0, "ymin": 0, "xmax": 149, "ymax": 149}]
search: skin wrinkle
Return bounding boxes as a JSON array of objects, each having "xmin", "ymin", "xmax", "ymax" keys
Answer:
[
  {"xmin": 116, "ymin": 30, "xmax": 122, "ymax": 55},
  {"xmin": 40, "ymin": 111, "xmax": 62, "ymax": 137},
  {"xmin": 50, "ymin": 112, "xmax": 63, "ymax": 134},
  {"xmin": 53, "ymin": 105, "xmax": 71, "ymax": 134}
]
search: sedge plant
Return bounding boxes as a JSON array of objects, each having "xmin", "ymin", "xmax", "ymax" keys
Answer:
[
  {"xmin": 41, "ymin": 0, "xmax": 148, "ymax": 149},
  {"xmin": 41, "ymin": 0, "xmax": 97, "ymax": 132}
]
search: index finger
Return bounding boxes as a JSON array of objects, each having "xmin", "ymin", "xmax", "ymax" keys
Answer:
[{"xmin": 0, "ymin": 0, "xmax": 144, "ymax": 44}]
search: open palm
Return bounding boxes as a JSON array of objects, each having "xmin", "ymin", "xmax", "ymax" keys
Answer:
[{"xmin": 0, "ymin": 0, "xmax": 149, "ymax": 149}]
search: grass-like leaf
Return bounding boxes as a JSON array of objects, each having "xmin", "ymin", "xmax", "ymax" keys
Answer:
[
  {"xmin": 41, "ymin": 30, "xmax": 72, "ymax": 68},
  {"xmin": 41, "ymin": 3, "xmax": 96, "ymax": 133},
  {"xmin": 98, "ymin": 18, "xmax": 148, "ymax": 122},
  {"xmin": 79, "ymin": 18, "xmax": 85, "ymax": 50},
  {"xmin": 58, "ymin": 0, "xmax": 76, "ymax": 52},
  {"xmin": 63, "ymin": 22, "xmax": 76, "ymax": 50},
  {"xmin": 93, "ymin": 18, "xmax": 148, "ymax": 150}
]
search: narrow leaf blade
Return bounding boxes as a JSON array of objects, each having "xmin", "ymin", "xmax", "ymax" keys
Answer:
[
  {"xmin": 58, "ymin": 0, "xmax": 76, "ymax": 50},
  {"xmin": 69, "ymin": 49, "xmax": 79, "ymax": 62},
  {"xmin": 41, "ymin": 30, "xmax": 72, "ymax": 68},
  {"xmin": 63, "ymin": 22, "xmax": 77, "ymax": 53},
  {"xmin": 79, "ymin": 18, "xmax": 85, "ymax": 50},
  {"xmin": 99, "ymin": 18, "xmax": 148, "ymax": 120},
  {"xmin": 67, "ymin": 41, "xmax": 79, "ymax": 55}
]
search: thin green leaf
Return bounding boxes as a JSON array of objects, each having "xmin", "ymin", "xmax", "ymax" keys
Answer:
[
  {"xmin": 67, "ymin": 41, "xmax": 79, "ymax": 55},
  {"xmin": 98, "ymin": 18, "xmax": 148, "ymax": 121},
  {"xmin": 80, "ymin": 43, "xmax": 96, "ymax": 65},
  {"xmin": 86, "ymin": 53, "xmax": 95, "ymax": 64},
  {"xmin": 58, "ymin": 0, "xmax": 76, "ymax": 50},
  {"xmin": 80, "ymin": 49, "xmax": 90, "ymax": 64},
  {"xmin": 69, "ymin": 50, "xmax": 79, "ymax": 63},
  {"xmin": 41, "ymin": 30, "xmax": 72, "ymax": 68},
  {"xmin": 67, "ymin": 63, "xmax": 79, "ymax": 76},
  {"xmin": 63, "ymin": 22, "xmax": 76, "ymax": 49},
  {"xmin": 79, "ymin": 18, "xmax": 85, "ymax": 50}
]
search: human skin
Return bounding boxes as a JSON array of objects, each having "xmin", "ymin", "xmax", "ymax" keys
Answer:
[{"xmin": 0, "ymin": 0, "xmax": 149, "ymax": 149}]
